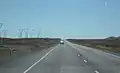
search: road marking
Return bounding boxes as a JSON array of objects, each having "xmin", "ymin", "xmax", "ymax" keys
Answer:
[
  {"xmin": 23, "ymin": 47, "xmax": 56, "ymax": 73},
  {"xmin": 83, "ymin": 60, "xmax": 88, "ymax": 63},
  {"xmin": 94, "ymin": 70, "xmax": 99, "ymax": 73},
  {"xmin": 78, "ymin": 54, "xmax": 81, "ymax": 56},
  {"xmin": 102, "ymin": 51, "xmax": 120, "ymax": 59}
]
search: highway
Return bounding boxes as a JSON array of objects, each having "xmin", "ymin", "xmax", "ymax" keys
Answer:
[{"xmin": 0, "ymin": 41, "xmax": 120, "ymax": 73}]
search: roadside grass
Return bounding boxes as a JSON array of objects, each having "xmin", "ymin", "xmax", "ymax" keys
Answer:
[
  {"xmin": 82, "ymin": 44, "xmax": 120, "ymax": 53},
  {"xmin": 0, "ymin": 38, "xmax": 60, "ymax": 56},
  {"xmin": 0, "ymin": 38, "xmax": 60, "ymax": 66},
  {"xmin": 67, "ymin": 39, "xmax": 120, "ymax": 53}
]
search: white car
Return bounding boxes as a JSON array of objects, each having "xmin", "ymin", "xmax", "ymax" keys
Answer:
[{"xmin": 60, "ymin": 40, "xmax": 64, "ymax": 44}]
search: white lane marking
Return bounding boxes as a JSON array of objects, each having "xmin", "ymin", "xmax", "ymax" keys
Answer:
[
  {"xmin": 78, "ymin": 54, "xmax": 81, "ymax": 56},
  {"xmin": 94, "ymin": 70, "xmax": 99, "ymax": 73},
  {"xmin": 102, "ymin": 51, "xmax": 120, "ymax": 59},
  {"xmin": 83, "ymin": 60, "xmax": 88, "ymax": 63},
  {"xmin": 23, "ymin": 47, "xmax": 56, "ymax": 73}
]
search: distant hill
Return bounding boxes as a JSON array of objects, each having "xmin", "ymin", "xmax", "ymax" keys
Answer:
[{"xmin": 105, "ymin": 36, "xmax": 120, "ymax": 40}]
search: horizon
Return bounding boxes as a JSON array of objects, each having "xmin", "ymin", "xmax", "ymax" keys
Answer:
[{"xmin": 0, "ymin": 36, "xmax": 110, "ymax": 39}]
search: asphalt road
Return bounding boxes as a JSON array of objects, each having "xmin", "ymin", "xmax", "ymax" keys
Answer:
[{"xmin": 0, "ymin": 41, "xmax": 120, "ymax": 73}]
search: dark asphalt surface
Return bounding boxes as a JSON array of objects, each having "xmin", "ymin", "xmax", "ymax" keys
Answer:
[{"xmin": 0, "ymin": 41, "xmax": 120, "ymax": 73}]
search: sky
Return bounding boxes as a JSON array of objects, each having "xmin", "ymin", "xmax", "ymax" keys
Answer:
[{"xmin": 0, "ymin": 0, "xmax": 120, "ymax": 39}]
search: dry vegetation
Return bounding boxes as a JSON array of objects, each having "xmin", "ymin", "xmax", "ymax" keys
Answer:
[
  {"xmin": 67, "ymin": 37, "xmax": 120, "ymax": 53},
  {"xmin": 0, "ymin": 38, "xmax": 60, "ymax": 56},
  {"xmin": 0, "ymin": 38, "xmax": 60, "ymax": 66}
]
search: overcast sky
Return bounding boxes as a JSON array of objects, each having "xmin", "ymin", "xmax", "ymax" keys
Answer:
[{"xmin": 0, "ymin": 0, "xmax": 120, "ymax": 38}]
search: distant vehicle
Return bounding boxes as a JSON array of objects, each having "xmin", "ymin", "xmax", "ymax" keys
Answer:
[{"xmin": 60, "ymin": 40, "xmax": 64, "ymax": 44}]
